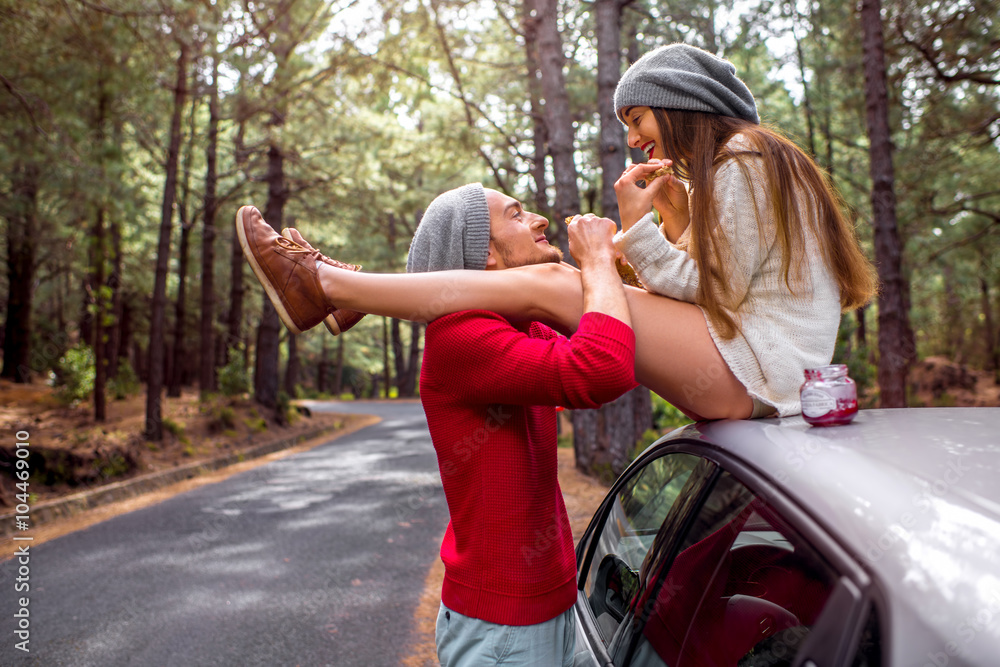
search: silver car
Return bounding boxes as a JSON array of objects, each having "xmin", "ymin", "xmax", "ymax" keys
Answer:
[{"xmin": 572, "ymin": 407, "xmax": 1000, "ymax": 666}]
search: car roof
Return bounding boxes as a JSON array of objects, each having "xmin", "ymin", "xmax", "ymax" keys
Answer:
[{"xmin": 659, "ymin": 408, "xmax": 1000, "ymax": 664}]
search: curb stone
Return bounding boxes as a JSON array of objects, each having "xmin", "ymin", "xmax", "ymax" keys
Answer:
[{"xmin": 0, "ymin": 424, "xmax": 340, "ymax": 537}]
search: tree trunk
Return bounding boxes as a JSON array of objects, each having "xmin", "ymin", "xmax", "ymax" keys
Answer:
[
  {"xmin": 334, "ymin": 336, "xmax": 345, "ymax": 396},
  {"xmin": 981, "ymin": 252, "xmax": 998, "ymax": 375},
  {"xmin": 534, "ymin": 0, "xmax": 578, "ymax": 259},
  {"xmin": 92, "ymin": 205, "xmax": 107, "ymax": 421},
  {"xmin": 199, "ymin": 49, "xmax": 220, "ymax": 397},
  {"xmin": 391, "ymin": 319, "xmax": 406, "ymax": 395},
  {"xmin": 1, "ymin": 161, "xmax": 39, "ymax": 383},
  {"xmin": 79, "ymin": 237, "xmax": 94, "ymax": 349},
  {"xmin": 284, "ymin": 333, "xmax": 299, "ymax": 396},
  {"xmin": 383, "ymin": 316, "xmax": 391, "ymax": 398},
  {"xmin": 941, "ymin": 262, "xmax": 963, "ymax": 360},
  {"xmin": 105, "ymin": 114, "xmax": 126, "ymax": 383},
  {"xmin": 407, "ymin": 321, "xmax": 421, "ymax": 396},
  {"xmin": 531, "ymin": 0, "xmax": 647, "ymax": 478},
  {"xmin": 226, "ymin": 217, "xmax": 246, "ymax": 362},
  {"xmin": 521, "ymin": 0, "xmax": 550, "ymax": 218},
  {"xmin": 119, "ymin": 300, "xmax": 133, "ymax": 379},
  {"xmin": 254, "ymin": 132, "xmax": 288, "ymax": 410},
  {"xmin": 595, "ymin": 0, "xmax": 625, "ymax": 223},
  {"xmin": 317, "ymin": 336, "xmax": 328, "ymax": 394},
  {"xmin": 145, "ymin": 43, "xmax": 187, "ymax": 441},
  {"xmin": 788, "ymin": 2, "xmax": 817, "ymax": 158},
  {"xmin": 570, "ymin": 0, "xmax": 652, "ymax": 478},
  {"xmin": 859, "ymin": 0, "xmax": 914, "ymax": 407},
  {"xmin": 87, "ymin": 66, "xmax": 114, "ymax": 411},
  {"xmin": 392, "ymin": 319, "xmax": 421, "ymax": 397},
  {"xmin": 855, "ymin": 305, "xmax": 868, "ymax": 352},
  {"xmin": 107, "ymin": 205, "xmax": 123, "ymax": 380},
  {"xmin": 168, "ymin": 219, "xmax": 193, "ymax": 398},
  {"xmin": 572, "ymin": 387, "xmax": 653, "ymax": 482},
  {"xmin": 227, "ymin": 114, "xmax": 249, "ymax": 364}
]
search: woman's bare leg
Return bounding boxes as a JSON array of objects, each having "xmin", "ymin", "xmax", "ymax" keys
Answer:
[
  {"xmin": 318, "ymin": 262, "xmax": 586, "ymax": 329},
  {"xmin": 623, "ymin": 289, "xmax": 753, "ymax": 420},
  {"xmin": 318, "ymin": 262, "xmax": 753, "ymax": 420}
]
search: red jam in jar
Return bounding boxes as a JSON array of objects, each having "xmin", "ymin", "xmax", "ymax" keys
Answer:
[{"xmin": 800, "ymin": 364, "xmax": 858, "ymax": 426}]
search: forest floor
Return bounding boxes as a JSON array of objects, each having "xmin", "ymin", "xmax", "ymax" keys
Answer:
[
  {"xmin": 906, "ymin": 355, "xmax": 1000, "ymax": 407},
  {"xmin": 0, "ymin": 380, "xmax": 369, "ymax": 511}
]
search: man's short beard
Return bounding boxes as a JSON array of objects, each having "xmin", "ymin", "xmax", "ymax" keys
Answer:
[{"xmin": 494, "ymin": 240, "xmax": 563, "ymax": 268}]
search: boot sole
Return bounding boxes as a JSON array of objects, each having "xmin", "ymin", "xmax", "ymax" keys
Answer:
[{"xmin": 236, "ymin": 206, "xmax": 306, "ymax": 335}]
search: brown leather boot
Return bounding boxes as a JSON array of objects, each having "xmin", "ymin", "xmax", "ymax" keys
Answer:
[
  {"xmin": 236, "ymin": 205, "xmax": 340, "ymax": 335},
  {"xmin": 281, "ymin": 228, "xmax": 367, "ymax": 335}
]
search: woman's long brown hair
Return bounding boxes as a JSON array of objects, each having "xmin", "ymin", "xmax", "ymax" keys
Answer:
[{"xmin": 651, "ymin": 108, "xmax": 878, "ymax": 339}]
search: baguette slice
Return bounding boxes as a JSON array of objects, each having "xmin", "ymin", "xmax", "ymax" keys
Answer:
[{"xmin": 641, "ymin": 163, "xmax": 673, "ymax": 185}]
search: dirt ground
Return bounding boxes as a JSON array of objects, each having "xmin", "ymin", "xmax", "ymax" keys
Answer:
[{"xmin": 907, "ymin": 355, "xmax": 1000, "ymax": 407}]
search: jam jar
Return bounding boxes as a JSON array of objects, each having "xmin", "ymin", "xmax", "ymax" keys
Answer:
[{"xmin": 800, "ymin": 364, "xmax": 858, "ymax": 426}]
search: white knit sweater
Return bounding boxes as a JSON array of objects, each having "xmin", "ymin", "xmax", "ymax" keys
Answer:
[{"xmin": 612, "ymin": 144, "xmax": 842, "ymax": 417}]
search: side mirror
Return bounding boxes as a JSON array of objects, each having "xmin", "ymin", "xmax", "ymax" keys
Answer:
[{"xmin": 596, "ymin": 554, "xmax": 639, "ymax": 622}]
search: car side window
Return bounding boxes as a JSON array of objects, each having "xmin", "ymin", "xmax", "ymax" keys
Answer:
[
  {"xmin": 583, "ymin": 453, "xmax": 703, "ymax": 646},
  {"xmin": 628, "ymin": 471, "xmax": 838, "ymax": 667}
]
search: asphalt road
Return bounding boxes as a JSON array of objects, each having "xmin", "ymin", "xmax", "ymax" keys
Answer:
[{"xmin": 0, "ymin": 401, "xmax": 448, "ymax": 666}]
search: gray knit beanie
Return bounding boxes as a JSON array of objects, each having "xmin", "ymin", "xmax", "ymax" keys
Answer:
[
  {"xmin": 406, "ymin": 183, "xmax": 491, "ymax": 273},
  {"xmin": 614, "ymin": 44, "xmax": 759, "ymax": 124}
]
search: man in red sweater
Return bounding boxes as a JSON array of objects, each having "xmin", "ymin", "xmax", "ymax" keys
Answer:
[
  {"xmin": 405, "ymin": 184, "xmax": 636, "ymax": 666},
  {"xmin": 235, "ymin": 183, "xmax": 636, "ymax": 665}
]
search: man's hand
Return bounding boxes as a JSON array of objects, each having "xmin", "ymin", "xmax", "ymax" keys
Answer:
[
  {"xmin": 566, "ymin": 214, "xmax": 631, "ymax": 327},
  {"xmin": 567, "ymin": 214, "xmax": 618, "ymax": 268}
]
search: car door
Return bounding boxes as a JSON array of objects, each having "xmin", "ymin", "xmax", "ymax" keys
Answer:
[{"xmin": 575, "ymin": 440, "xmax": 882, "ymax": 667}]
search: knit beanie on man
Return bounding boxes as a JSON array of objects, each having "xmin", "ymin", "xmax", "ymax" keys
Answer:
[
  {"xmin": 614, "ymin": 44, "xmax": 759, "ymax": 124},
  {"xmin": 406, "ymin": 183, "xmax": 492, "ymax": 273}
]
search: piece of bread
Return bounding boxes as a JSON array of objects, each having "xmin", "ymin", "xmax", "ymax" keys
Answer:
[
  {"xmin": 641, "ymin": 164, "xmax": 673, "ymax": 185},
  {"xmin": 615, "ymin": 260, "xmax": 643, "ymax": 288}
]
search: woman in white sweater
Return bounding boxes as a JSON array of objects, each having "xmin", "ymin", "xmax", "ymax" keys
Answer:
[{"xmin": 237, "ymin": 45, "xmax": 876, "ymax": 420}]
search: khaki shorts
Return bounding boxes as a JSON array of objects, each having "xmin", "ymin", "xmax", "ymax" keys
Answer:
[
  {"xmin": 750, "ymin": 398, "xmax": 777, "ymax": 419},
  {"xmin": 436, "ymin": 603, "xmax": 575, "ymax": 667}
]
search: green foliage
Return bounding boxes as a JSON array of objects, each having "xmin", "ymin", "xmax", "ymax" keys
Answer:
[
  {"xmin": 557, "ymin": 432, "xmax": 573, "ymax": 449},
  {"xmin": 651, "ymin": 393, "xmax": 692, "ymax": 433},
  {"xmin": 108, "ymin": 360, "xmax": 141, "ymax": 400},
  {"xmin": 53, "ymin": 345, "xmax": 96, "ymax": 405},
  {"xmin": 218, "ymin": 348, "xmax": 250, "ymax": 398},
  {"xmin": 244, "ymin": 416, "xmax": 268, "ymax": 433},
  {"xmin": 629, "ymin": 428, "xmax": 665, "ymax": 462},
  {"xmin": 277, "ymin": 390, "xmax": 298, "ymax": 426},
  {"xmin": 200, "ymin": 397, "xmax": 237, "ymax": 433},
  {"xmin": 95, "ymin": 453, "xmax": 130, "ymax": 480},
  {"xmin": 162, "ymin": 418, "xmax": 190, "ymax": 445}
]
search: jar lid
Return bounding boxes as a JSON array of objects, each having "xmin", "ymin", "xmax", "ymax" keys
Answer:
[{"xmin": 804, "ymin": 364, "xmax": 849, "ymax": 380}]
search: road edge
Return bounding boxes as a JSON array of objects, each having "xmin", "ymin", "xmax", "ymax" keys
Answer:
[{"xmin": 0, "ymin": 413, "xmax": 378, "ymax": 539}]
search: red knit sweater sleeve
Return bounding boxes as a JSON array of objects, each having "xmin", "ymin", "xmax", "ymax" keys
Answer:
[{"xmin": 422, "ymin": 310, "xmax": 636, "ymax": 408}]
